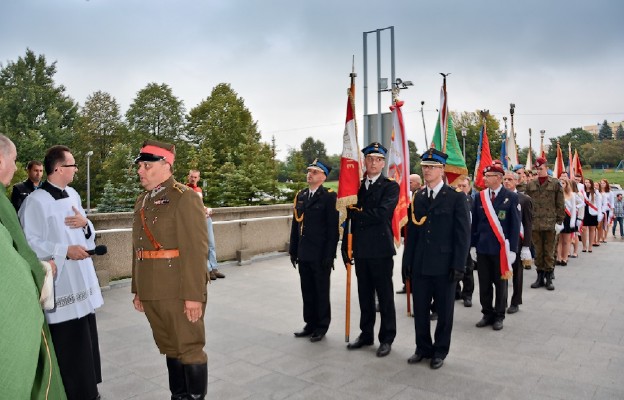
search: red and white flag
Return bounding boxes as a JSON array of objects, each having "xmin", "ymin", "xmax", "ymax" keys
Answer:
[
  {"xmin": 337, "ymin": 70, "xmax": 362, "ymax": 225},
  {"xmin": 553, "ymin": 141, "xmax": 565, "ymax": 179},
  {"xmin": 387, "ymin": 99, "xmax": 410, "ymax": 247}
]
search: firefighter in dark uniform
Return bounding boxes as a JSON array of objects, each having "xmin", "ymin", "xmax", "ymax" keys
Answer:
[
  {"xmin": 342, "ymin": 142, "xmax": 399, "ymax": 358},
  {"xmin": 131, "ymin": 140, "xmax": 209, "ymax": 400},
  {"xmin": 402, "ymin": 149, "xmax": 471, "ymax": 370},
  {"xmin": 289, "ymin": 159, "xmax": 339, "ymax": 343}
]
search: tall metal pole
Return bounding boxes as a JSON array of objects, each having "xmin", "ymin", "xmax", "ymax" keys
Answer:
[
  {"xmin": 376, "ymin": 29, "xmax": 382, "ymax": 142},
  {"xmin": 363, "ymin": 32, "xmax": 368, "ymax": 143},
  {"xmin": 420, "ymin": 101, "xmax": 428, "ymax": 148},
  {"xmin": 86, "ymin": 151, "xmax": 93, "ymax": 213},
  {"xmin": 461, "ymin": 128, "xmax": 467, "ymax": 160},
  {"xmin": 509, "ymin": 103, "xmax": 516, "ymax": 140}
]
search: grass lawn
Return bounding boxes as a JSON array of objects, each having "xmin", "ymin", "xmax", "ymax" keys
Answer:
[{"xmin": 585, "ymin": 170, "xmax": 624, "ymax": 188}]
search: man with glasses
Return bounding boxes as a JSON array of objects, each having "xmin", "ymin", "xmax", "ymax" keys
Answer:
[
  {"xmin": 525, "ymin": 157, "xmax": 564, "ymax": 291},
  {"xmin": 19, "ymin": 145, "xmax": 103, "ymax": 400},
  {"xmin": 402, "ymin": 149, "xmax": 470, "ymax": 370},
  {"xmin": 343, "ymin": 142, "xmax": 399, "ymax": 358},
  {"xmin": 471, "ymin": 163, "xmax": 520, "ymax": 332},
  {"xmin": 131, "ymin": 140, "xmax": 209, "ymax": 399}
]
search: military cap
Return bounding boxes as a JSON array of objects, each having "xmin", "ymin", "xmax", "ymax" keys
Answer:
[
  {"xmin": 307, "ymin": 158, "xmax": 332, "ymax": 176},
  {"xmin": 420, "ymin": 148, "xmax": 448, "ymax": 166},
  {"xmin": 512, "ymin": 164, "xmax": 525, "ymax": 172},
  {"xmin": 534, "ymin": 157, "xmax": 547, "ymax": 168},
  {"xmin": 134, "ymin": 139, "xmax": 176, "ymax": 165},
  {"xmin": 483, "ymin": 163, "xmax": 505, "ymax": 175},
  {"xmin": 361, "ymin": 142, "xmax": 388, "ymax": 158}
]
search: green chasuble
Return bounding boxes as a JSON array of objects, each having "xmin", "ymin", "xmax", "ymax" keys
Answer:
[{"xmin": 0, "ymin": 186, "xmax": 66, "ymax": 399}]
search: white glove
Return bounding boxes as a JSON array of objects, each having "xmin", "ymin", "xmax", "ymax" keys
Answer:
[
  {"xmin": 507, "ymin": 251, "xmax": 517, "ymax": 263},
  {"xmin": 554, "ymin": 223, "xmax": 564, "ymax": 234},
  {"xmin": 520, "ymin": 246, "xmax": 532, "ymax": 261},
  {"xmin": 470, "ymin": 247, "xmax": 477, "ymax": 262}
]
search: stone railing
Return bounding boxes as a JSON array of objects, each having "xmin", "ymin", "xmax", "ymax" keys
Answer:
[{"xmin": 89, "ymin": 204, "xmax": 293, "ymax": 287}]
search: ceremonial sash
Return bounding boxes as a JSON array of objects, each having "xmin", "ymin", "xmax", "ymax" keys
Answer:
[
  {"xmin": 565, "ymin": 208, "xmax": 572, "ymax": 217},
  {"xmin": 584, "ymin": 195, "xmax": 598, "ymax": 212},
  {"xmin": 480, "ymin": 191, "xmax": 512, "ymax": 279}
]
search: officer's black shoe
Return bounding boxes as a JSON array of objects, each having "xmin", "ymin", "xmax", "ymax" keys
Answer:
[
  {"xmin": 396, "ymin": 285, "xmax": 406, "ymax": 294},
  {"xmin": 309, "ymin": 332, "xmax": 325, "ymax": 343},
  {"xmin": 407, "ymin": 353, "xmax": 426, "ymax": 364},
  {"xmin": 376, "ymin": 343, "xmax": 391, "ymax": 357},
  {"xmin": 475, "ymin": 317, "xmax": 492, "ymax": 328},
  {"xmin": 294, "ymin": 328, "xmax": 313, "ymax": 338},
  {"xmin": 507, "ymin": 305, "xmax": 519, "ymax": 314},
  {"xmin": 492, "ymin": 320, "xmax": 504, "ymax": 331},
  {"xmin": 347, "ymin": 336, "xmax": 374, "ymax": 350},
  {"xmin": 166, "ymin": 357, "xmax": 187, "ymax": 400},
  {"xmin": 530, "ymin": 271, "xmax": 545, "ymax": 288},
  {"xmin": 184, "ymin": 362, "xmax": 207, "ymax": 400},
  {"xmin": 430, "ymin": 358, "xmax": 444, "ymax": 369},
  {"xmin": 463, "ymin": 298, "xmax": 472, "ymax": 307},
  {"xmin": 545, "ymin": 271, "xmax": 555, "ymax": 291}
]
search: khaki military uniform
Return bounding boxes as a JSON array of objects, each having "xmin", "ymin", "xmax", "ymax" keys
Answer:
[
  {"xmin": 525, "ymin": 177, "xmax": 565, "ymax": 272},
  {"xmin": 131, "ymin": 176, "xmax": 209, "ymax": 363}
]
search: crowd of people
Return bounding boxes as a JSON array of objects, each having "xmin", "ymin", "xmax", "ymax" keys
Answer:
[{"xmin": 289, "ymin": 141, "xmax": 621, "ymax": 372}]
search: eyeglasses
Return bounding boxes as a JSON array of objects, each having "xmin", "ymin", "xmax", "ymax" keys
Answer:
[
  {"xmin": 61, "ymin": 164, "xmax": 78, "ymax": 168},
  {"xmin": 421, "ymin": 165, "xmax": 442, "ymax": 170}
]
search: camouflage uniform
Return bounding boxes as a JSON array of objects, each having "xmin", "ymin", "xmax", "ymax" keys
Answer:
[{"xmin": 525, "ymin": 177, "xmax": 564, "ymax": 276}]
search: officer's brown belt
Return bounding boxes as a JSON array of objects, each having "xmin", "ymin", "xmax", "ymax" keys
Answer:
[{"xmin": 136, "ymin": 249, "xmax": 180, "ymax": 260}]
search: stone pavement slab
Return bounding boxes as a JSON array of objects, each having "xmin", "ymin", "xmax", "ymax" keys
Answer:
[{"xmin": 97, "ymin": 238, "xmax": 624, "ymax": 399}]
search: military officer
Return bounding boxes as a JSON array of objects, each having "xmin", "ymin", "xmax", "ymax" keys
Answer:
[
  {"xmin": 131, "ymin": 140, "xmax": 209, "ymax": 400},
  {"xmin": 471, "ymin": 163, "xmax": 521, "ymax": 331},
  {"xmin": 342, "ymin": 142, "xmax": 399, "ymax": 358},
  {"xmin": 289, "ymin": 159, "xmax": 339, "ymax": 343},
  {"xmin": 402, "ymin": 149, "xmax": 470, "ymax": 370},
  {"xmin": 525, "ymin": 157, "xmax": 564, "ymax": 291}
]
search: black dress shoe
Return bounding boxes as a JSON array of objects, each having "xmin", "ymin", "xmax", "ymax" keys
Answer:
[
  {"xmin": 347, "ymin": 336, "xmax": 374, "ymax": 350},
  {"xmin": 294, "ymin": 329, "xmax": 312, "ymax": 338},
  {"xmin": 507, "ymin": 305, "xmax": 519, "ymax": 314},
  {"xmin": 475, "ymin": 317, "xmax": 492, "ymax": 328},
  {"xmin": 309, "ymin": 332, "xmax": 325, "ymax": 342},
  {"xmin": 430, "ymin": 358, "xmax": 444, "ymax": 369},
  {"xmin": 407, "ymin": 353, "xmax": 426, "ymax": 364},
  {"xmin": 492, "ymin": 320, "xmax": 504, "ymax": 331},
  {"xmin": 376, "ymin": 343, "xmax": 391, "ymax": 357},
  {"xmin": 463, "ymin": 298, "xmax": 472, "ymax": 307}
]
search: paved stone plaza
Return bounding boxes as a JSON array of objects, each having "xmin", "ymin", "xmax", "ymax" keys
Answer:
[{"xmin": 97, "ymin": 238, "xmax": 624, "ymax": 399}]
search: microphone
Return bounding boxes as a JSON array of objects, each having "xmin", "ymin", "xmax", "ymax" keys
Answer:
[{"xmin": 87, "ymin": 245, "xmax": 108, "ymax": 256}]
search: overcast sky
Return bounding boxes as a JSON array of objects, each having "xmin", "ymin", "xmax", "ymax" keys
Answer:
[{"xmin": 1, "ymin": 0, "xmax": 622, "ymax": 160}]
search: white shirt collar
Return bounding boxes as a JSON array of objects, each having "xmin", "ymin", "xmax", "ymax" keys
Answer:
[{"xmin": 427, "ymin": 181, "xmax": 444, "ymax": 198}]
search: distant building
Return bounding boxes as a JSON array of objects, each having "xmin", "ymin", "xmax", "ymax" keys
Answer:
[{"xmin": 583, "ymin": 121, "xmax": 624, "ymax": 139}]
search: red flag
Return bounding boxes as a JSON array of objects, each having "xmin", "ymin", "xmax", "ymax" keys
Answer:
[
  {"xmin": 387, "ymin": 99, "xmax": 409, "ymax": 247},
  {"xmin": 572, "ymin": 149, "xmax": 584, "ymax": 180},
  {"xmin": 337, "ymin": 70, "xmax": 362, "ymax": 225},
  {"xmin": 553, "ymin": 141, "xmax": 565, "ymax": 179},
  {"xmin": 474, "ymin": 123, "xmax": 492, "ymax": 190},
  {"xmin": 568, "ymin": 142, "xmax": 573, "ymax": 176}
]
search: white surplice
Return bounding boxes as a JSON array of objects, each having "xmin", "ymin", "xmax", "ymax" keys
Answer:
[{"xmin": 19, "ymin": 186, "xmax": 103, "ymax": 324}]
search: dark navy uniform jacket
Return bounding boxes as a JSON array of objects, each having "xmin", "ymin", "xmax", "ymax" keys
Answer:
[
  {"xmin": 289, "ymin": 185, "xmax": 339, "ymax": 263},
  {"xmin": 471, "ymin": 186, "xmax": 521, "ymax": 255}
]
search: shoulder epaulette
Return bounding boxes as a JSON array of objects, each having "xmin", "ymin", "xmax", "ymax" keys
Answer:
[
  {"xmin": 173, "ymin": 182, "xmax": 189, "ymax": 193},
  {"xmin": 455, "ymin": 187, "xmax": 463, "ymax": 192},
  {"xmin": 327, "ymin": 188, "xmax": 334, "ymax": 192},
  {"xmin": 387, "ymin": 177, "xmax": 395, "ymax": 182}
]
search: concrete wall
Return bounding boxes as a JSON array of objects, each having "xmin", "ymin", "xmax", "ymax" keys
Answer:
[{"xmin": 90, "ymin": 204, "xmax": 293, "ymax": 287}]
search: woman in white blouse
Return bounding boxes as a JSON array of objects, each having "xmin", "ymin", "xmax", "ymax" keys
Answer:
[
  {"xmin": 598, "ymin": 179, "xmax": 614, "ymax": 244},
  {"xmin": 581, "ymin": 178, "xmax": 602, "ymax": 252},
  {"xmin": 556, "ymin": 178, "xmax": 576, "ymax": 265}
]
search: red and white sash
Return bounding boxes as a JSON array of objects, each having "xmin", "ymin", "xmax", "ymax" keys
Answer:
[{"xmin": 480, "ymin": 190, "xmax": 513, "ymax": 279}]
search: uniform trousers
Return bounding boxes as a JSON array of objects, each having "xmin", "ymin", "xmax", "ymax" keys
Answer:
[
  {"xmin": 510, "ymin": 254, "xmax": 524, "ymax": 306},
  {"xmin": 49, "ymin": 313, "xmax": 101, "ymax": 400},
  {"xmin": 532, "ymin": 230, "xmax": 557, "ymax": 272},
  {"xmin": 476, "ymin": 253, "xmax": 508, "ymax": 322},
  {"xmin": 143, "ymin": 299, "xmax": 207, "ymax": 364},
  {"xmin": 298, "ymin": 260, "xmax": 331, "ymax": 334},
  {"xmin": 354, "ymin": 257, "xmax": 396, "ymax": 344},
  {"xmin": 412, "ymin": 273, "xmax": 456, "ymax": 359}
]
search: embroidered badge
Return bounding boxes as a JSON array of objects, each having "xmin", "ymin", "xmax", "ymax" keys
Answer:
[
  {"xmin": 498, "ymin": 210, "xmax": 506, "ymax": 220},
  {"xmin": 150, "ymin": 186, "xmax": 165, "ymax": 197},
  {"xmin": 503, "ymin": 198, "xmax": 509, "ymax": 204},
  {"xmin": 154, "ymin": 198, "xmax": 170, "ymax": 205}
]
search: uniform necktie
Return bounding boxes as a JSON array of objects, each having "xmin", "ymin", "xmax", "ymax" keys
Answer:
[
  {"xmin": 368, "ymin": 179, "xmax": 373, "ymax": 190},
  {"xmin": 428, "ymin": 189, "xmax": 433, "ymax": 203},
  {"xmin": 490, "ymin": 190, "xmax": 496, "ymax": 202},
  {"xmin": 308, "ymin": 191, "xmax": 313, "ymax": 200}
]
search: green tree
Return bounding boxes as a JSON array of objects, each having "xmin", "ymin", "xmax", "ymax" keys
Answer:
[
  {"xmin": 581, "ymin": 140, "xmax": 624, "ymax": 168},
  {"xmin": 616, "ymin": 124, "xmax": 624, "ymax": 141},
  {"xmin": 300, "ymin": 137, "xmax": 327, "ymax": 164},
  {"xmin": 0, "ymin": 49, "xmax": 78, "ymax": 164},
  {"xmin": 126, "ymin": 82, "xmax": 185, "ymax": 145},
  {"xmin": 72, "ymin": 91, "xmax": 126, "ymax": 203},
  {"xmin": 407, "ymin": 139, "xmax": 420, "ymax": 174},
  {"xmin": 518, "ymin": 147, "xmax": 537, "ymax": 167},
  {"xmin": 452, "ymin": 111, "xmax": 501, "ymax": 177},
  {"xmin": 598, "ymin": 120, "xmax": 613, "ymax": 141}
]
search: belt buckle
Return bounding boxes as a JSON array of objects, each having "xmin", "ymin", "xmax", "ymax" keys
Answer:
[{"xmin": 137, "ymin": 248, "xmax": 143, "ymax": 260}]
